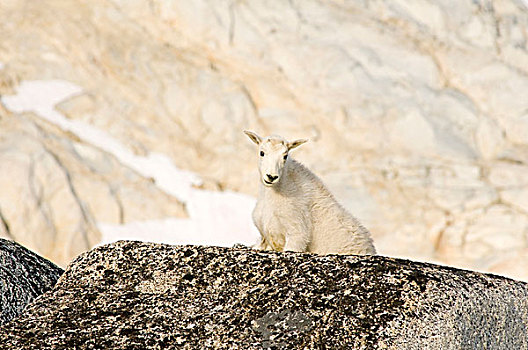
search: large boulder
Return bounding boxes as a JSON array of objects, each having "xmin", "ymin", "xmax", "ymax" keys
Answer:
[
  {"xmin": 1, "ymin": 240, "xmax": 526, "ymax": 349},
  {"xmin": 0, "ymin": 238, "xmax": 63, "ymax": 325}
]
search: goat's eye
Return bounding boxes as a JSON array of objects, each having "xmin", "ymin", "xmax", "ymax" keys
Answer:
[
  {"xmin": 260, "ymin": 151, "xmax": 265, "ymax": 157},
  {"xmin": 283, "ymin": 154, "xmax": 288, "ymax": 160}
]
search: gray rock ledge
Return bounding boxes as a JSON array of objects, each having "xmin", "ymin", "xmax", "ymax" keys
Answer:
[
  {"xmin": 0, "ymin": 238, "xmax": 64, "ymax": 325},
  {"xmin": 0, "ymin": 240, "xmax": 527, "ymax": 349}
]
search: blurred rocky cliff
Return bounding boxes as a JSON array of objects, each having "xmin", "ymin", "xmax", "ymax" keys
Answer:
[{"xmin": 0, "ymin": 0, "xmax": 527, "ymax": 279}]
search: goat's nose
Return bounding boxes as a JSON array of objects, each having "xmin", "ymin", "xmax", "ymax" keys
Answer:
[{"xmin": 266, "ymin": 174, "xmax": 278, "ymax": 182}]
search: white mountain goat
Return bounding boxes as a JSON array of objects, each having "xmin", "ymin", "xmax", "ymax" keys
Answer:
[{"xmin": 244, "ymin": 131, "xmax": 376, "ymax": 255}]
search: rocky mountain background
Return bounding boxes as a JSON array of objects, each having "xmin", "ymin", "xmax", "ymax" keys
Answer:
[{"xmin": 1, "ymin": 0, "xmax": 528, "ymax": 280}]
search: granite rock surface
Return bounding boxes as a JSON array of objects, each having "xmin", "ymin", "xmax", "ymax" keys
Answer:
[
  {"xmin": 1, "ymin": 241, "xmax": 527, "ymax": 349},
  {"xmin": 0, "ymin": 238, "xmax": 64, "ymax": 325}
]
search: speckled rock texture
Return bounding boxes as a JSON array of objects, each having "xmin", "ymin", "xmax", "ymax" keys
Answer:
[
  {"xmin": 0, "ymin": 238, "xmax": 64, "ymax": 325},
  {"xmin": 1, "ymin": 240, "xmax": 527, "ymax": 349}
]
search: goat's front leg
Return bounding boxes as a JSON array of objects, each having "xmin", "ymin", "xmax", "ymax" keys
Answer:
[
  {"xmin": 253, "ymin": 236, "xmax": 272, "ymax": 251},
  {"xmin": 283, "ymin": 222, "xmax": 311, "ymax": 252}
]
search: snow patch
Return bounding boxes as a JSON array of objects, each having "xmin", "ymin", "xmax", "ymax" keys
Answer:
[
  {"xmin": 1, "ymin": 79, "xmax": 260, "ymax": 248},
  {"xmin": 99, "ymin": 190, "xmax": 258, "ymax": 247},
  {"xmin": 1, "ymin": 80, "xmax": 200, "ymax": 202}
]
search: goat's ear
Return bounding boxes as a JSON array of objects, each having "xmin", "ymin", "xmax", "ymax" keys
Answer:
[
  {"xmin": 244, "ymin": 130, "xmax": 262, "ymax": 145},
  {"xmin": 287, "ymin": 138, "xmax": 308, "ymax": 150}
]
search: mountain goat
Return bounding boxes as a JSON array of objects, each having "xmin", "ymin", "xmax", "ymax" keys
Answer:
[{"xmin": 244, "ymin": 131, "xmax": 376, "ymax": 255}]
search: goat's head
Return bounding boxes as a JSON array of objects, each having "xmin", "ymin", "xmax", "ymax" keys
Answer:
[{"xmin": 244, "ymin": 130, "xmax": 307, "ymax": 187}]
